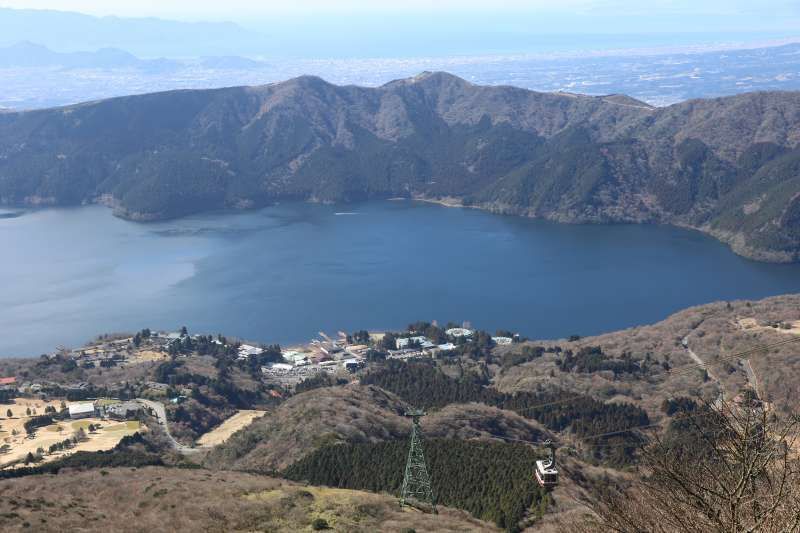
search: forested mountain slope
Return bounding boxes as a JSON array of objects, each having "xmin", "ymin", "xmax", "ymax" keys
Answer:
[
  {"xmin": 202, "ymin": 384, "xmax": 553, "ymax": 472},
  {"xmin": 2, "ymin": 72, "xmax": 800, "ymax": 261}
]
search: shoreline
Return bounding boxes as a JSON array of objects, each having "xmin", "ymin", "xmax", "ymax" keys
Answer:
[
  {"xmin": 411, "ymin": 195, "xmax": 797, "ymax": 265},
  {"xmin": 2, "ymin": 195, "xmax": 797, "ymax": 264},
  {"xmin": 4, "ymin": 293, "xmax": 800, "ymax": 362}
]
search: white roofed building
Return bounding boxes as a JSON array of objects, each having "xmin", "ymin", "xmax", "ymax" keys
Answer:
[
  {"xmin": 68, "ymin": 402, "xmax": 96, "ymax": 419},
  {"xmin": 396, "ymin": 336, "xmax": 435, "ymax": 350},
  {"xmin": 238, "ymin": 344, "xmax": 264, "ymax": 359},
  {"xmin": 267, "ymin": 363, "xmax": 293, "ymax": 372}
]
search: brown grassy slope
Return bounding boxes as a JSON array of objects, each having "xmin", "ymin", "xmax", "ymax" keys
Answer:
[
  {"xmin": 0, "ymin": 467, "xmax": 494, "ymax": 532},
  {"xmin": 203, "ymin": 384, "xmax": 411, "ymax": 472},
  {"xmin": 495, "ymin": 294, "xmax": 800, "ymax": 417},
  {"xmin": 203, "ymin": 384, "xmax": 555, "ymax": 473}
]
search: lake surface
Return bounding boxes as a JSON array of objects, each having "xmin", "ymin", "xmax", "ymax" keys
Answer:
[{"xmin": 3, "ymin": 201, "xmax": 800, "ymax": 357}]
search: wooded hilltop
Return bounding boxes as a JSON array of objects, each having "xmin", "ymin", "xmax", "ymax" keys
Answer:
[{"xmin": 1, "ymin": 72, "xmax": 800, "ymax": 262}]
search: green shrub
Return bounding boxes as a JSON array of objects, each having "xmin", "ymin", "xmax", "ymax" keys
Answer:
[{"xmin": 311, "ymin": 517, "xmax": 329, "ymax": 530}]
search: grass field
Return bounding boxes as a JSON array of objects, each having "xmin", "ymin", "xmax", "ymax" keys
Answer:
[
  {"xmin": 105, "ymin": 421, "xmax": 140, "ymax": 432},
  {"xmin": 95, "ymin": 398, "xmax": 120, "ymax": 407},
  {"xmin": 131, "ymin": 349, "xmax": 168, "ymax": 363},
  {"xmin": 196, "ymin": 410, "xmax": 265, "ymax": 447},
  {"xmin": 0, "ymin": 398, "xmax": 141, "ymax": 468}
]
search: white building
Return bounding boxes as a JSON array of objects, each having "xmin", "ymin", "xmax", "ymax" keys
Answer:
[
  {"xmin": 105, "ymin": 401, "xmax": 141, "ymax": 420},
  {"xmin": 446, "ymin": 328, "xmax": 473, "ymax": 338},
  {"xmin": 68, "ymin": 402, "xmax": 95, "ymax": 419},
  {"xmin": 437, "ymin": 342, "xmax": 457, "ymax": 351},
  {"xmin": 238, "ymin": 344, "xmax": 264, "ymax": 359},
  {"xmin": 396, "ymin": 336, "xmax": 435, "ymax": 350},
  {"xmin": 343, "ymin": 358, "xmax": 362, "ymax": 372},
  {"xmin": 283, "ymin": 351, "xmax": 311, "ymax": 366},
  {"xmin": 492, "ymin": 336, "xmax": 514, "ymax": 345}
]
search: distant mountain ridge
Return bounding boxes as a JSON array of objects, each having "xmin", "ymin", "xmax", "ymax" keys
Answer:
[
  {"xmin": 0, "ymin": 41, "xmax": 269, "ymax": 72},
  {"xmin": 1, "ymin": 72, "xmax": 799, "ymax": 261},
  {"xmin": 0, "ymin": 7, "xmax": 259, "ymax": 57},
  {"xmin": 0, "ymin": 41, "xmax": 179, "ymax": 71}
]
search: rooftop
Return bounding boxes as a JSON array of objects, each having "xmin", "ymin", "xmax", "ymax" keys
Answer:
[{"xmin": 68, "ymin": 402, "xmax": 95, "ymax": 415}]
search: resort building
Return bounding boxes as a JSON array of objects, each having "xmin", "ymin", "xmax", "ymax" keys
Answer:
[{"xmin": 68, "ymin": 402, "xmax": 96, "ymax": 419}]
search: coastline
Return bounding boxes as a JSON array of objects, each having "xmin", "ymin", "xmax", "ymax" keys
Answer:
[
  {"xmin": 411, "ymin": 195, "xmax": 798, "ymax": 265},
  {"xmin": 3, "ymin": 193, "xmax": 797, "ymax": 264}
]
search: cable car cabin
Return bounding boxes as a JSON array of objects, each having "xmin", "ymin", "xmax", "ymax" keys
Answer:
[
  {"xmin": 535, "ymin": 440, "xmax": 559, "ymax": 490},
  {"xmin": 535, "ymin": 459, "xmax": 558, "ymax": 489}
]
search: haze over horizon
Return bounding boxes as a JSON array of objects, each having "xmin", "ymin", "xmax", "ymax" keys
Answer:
[{"xmin": 1, "ymin": 1, "xmax": 799, "ymax": 58}]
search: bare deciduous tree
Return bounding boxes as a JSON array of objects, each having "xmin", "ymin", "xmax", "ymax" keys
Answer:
[{"xmin": 582, "ymin": 400, "xmax": 800, "ymax": 533}]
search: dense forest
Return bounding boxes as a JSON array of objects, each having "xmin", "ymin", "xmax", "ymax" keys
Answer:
[
  {"xmin": 284, "ymin": 438, "xmax": 548, "ymax": 531},
  {"xmin": 361, "ymin": 360, "xmax": 650, "ymax": 464},
  {"xmin": 557, "ymin": 346, "xmax": 642, "ymax": 375}
]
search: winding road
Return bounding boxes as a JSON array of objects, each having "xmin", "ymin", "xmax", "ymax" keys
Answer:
[
  {"xmin": 682, "ymin": 335, "xmax": 724, "ymax": 405},
  {"xmin": 133, "ymin": 398, "xmax": 202, "ymax": 454},
  {"xmin": 682, "ymin": 333, "xmax": 764, "ymax": 405}
]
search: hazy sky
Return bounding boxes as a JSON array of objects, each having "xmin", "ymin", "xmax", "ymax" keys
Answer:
[
  {"xmin": 1, "ymin": 1, "xmax": 798, "ymax": 58},
  {"xmin": 2, "ymin": 0, "xmax": 799, "ymax": 28}
]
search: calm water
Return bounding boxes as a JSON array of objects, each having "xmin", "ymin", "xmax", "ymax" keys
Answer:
[{"xmin": 2, "ymin": 201, "xmax": 800, "ymax": 357}]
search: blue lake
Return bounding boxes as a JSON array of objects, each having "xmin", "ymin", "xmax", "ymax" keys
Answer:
[{"xmin": 2, "ymin": 201, "xmax": 800, "ymax": 357}]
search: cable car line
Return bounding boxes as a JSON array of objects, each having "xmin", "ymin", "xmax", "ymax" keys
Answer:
[
  {"xmin": 510, "ymin": 335, "xmax": 800, "ymax": 417},
  {"xmin": 483, "ymin": 407, "xmax": 723, "ymax": 449},
  {"xmin": 429, "ymin": 335, "xmax": 800, "ymax": 489}
]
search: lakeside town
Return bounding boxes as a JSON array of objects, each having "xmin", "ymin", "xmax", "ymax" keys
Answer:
[
  {"xmin": 3, "ymin": 324, "xmax": 516, "ymax": 393},
  {"xmin": 0, "ymin": 322, "xmax": 520, "ymax": 470}
]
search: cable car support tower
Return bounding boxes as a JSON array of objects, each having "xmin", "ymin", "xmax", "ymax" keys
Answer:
[{"xmin": 400, "ymin": 409, "xmax": 436, "ymax": 513}]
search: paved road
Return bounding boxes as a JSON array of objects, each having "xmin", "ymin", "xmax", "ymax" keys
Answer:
[
  {"xmin": 133, "ymin": 398, "xmax": 202, "ymax": 454},
  {"xmin": 682, "ymin": 335, "xmax": 723, "ymax": 405},
  {"xmin": 742, "ymin": 359, "xmax": 761, "ymax": 400},
  {"xmin": 683, "ymin": 334, "xmax": 764, "ymax": 405},
  {"xmin": 682, "ymin": 336, "xmax": 715, "ymax": 378}
]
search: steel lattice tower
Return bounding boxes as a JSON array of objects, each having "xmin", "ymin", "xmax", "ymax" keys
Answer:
[{"xmin": 400, "ymin": 409, "xmax": 436, "ymax": 512}]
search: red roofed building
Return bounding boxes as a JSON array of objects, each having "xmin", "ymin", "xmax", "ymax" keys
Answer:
[{"xmin": 0, "ymin": 377, "xmax": 16, "ymax": 385}]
